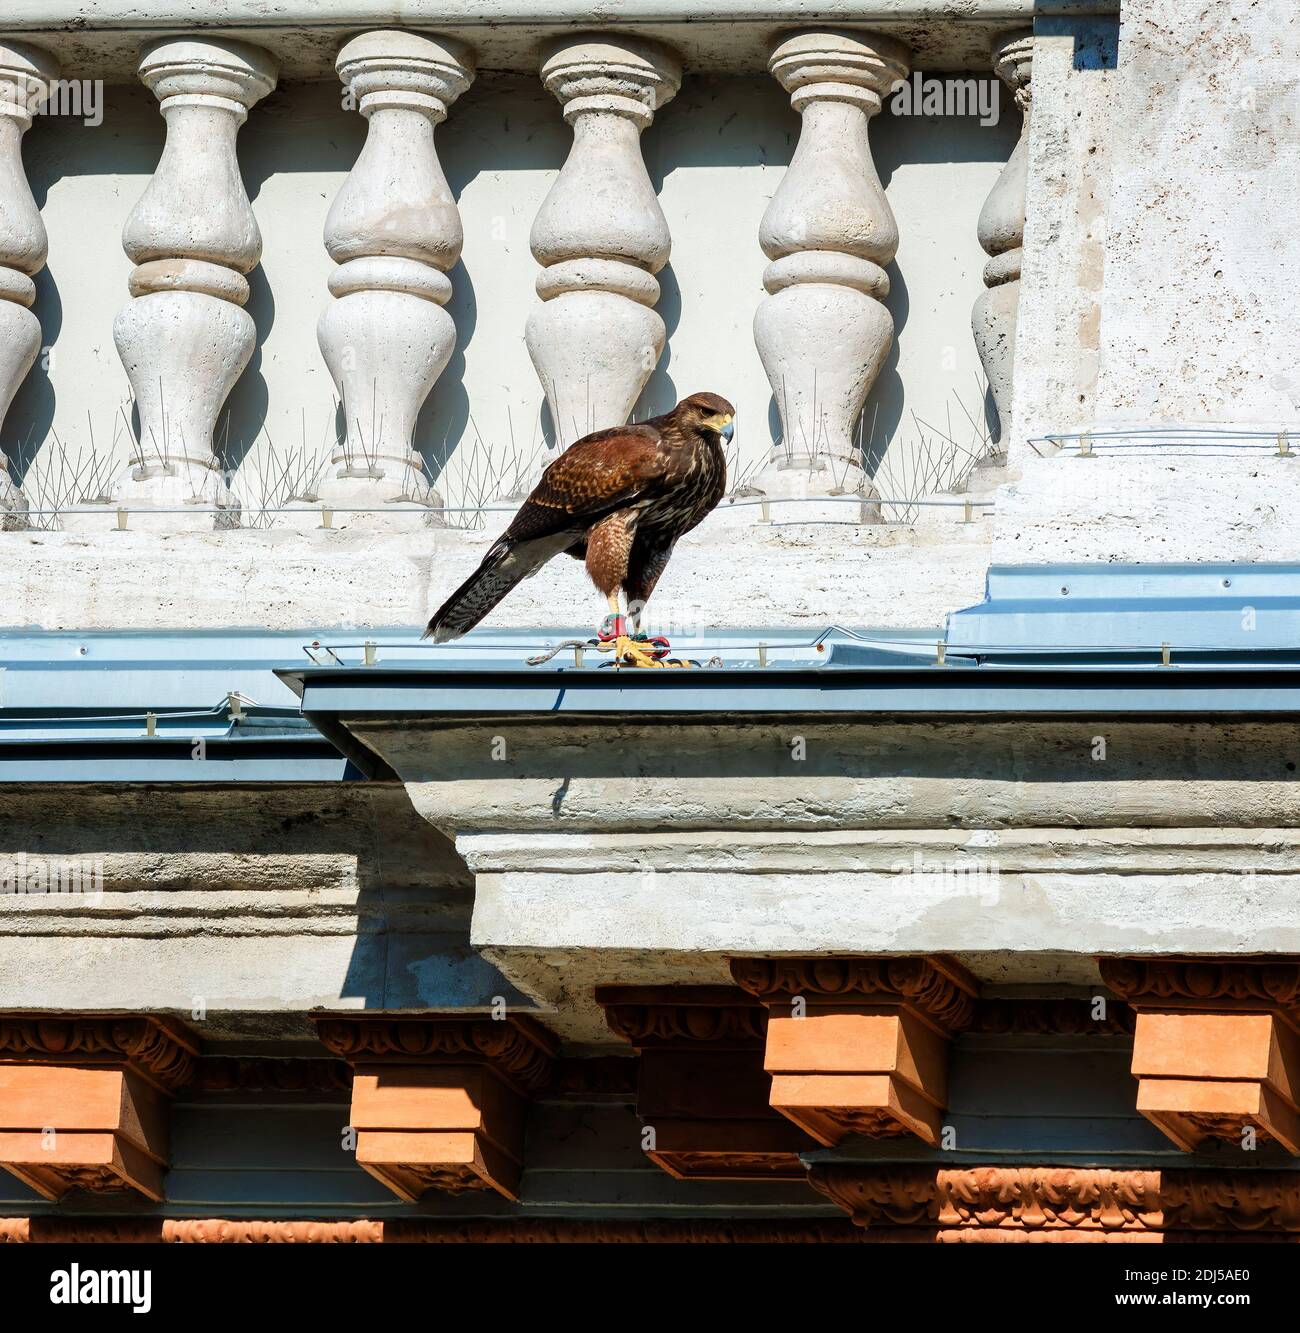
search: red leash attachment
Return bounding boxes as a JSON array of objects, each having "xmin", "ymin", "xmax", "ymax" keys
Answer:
[{"xmin": 597, "ymin": 615, "xmax": 672, "ymax": 662}]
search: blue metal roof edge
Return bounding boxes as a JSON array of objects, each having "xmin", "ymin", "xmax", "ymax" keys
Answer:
[{"xmin": 8, "ymin": 564, "xmax": 1300, "ymax": 770}]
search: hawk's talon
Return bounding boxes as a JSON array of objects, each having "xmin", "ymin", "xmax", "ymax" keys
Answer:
[{"xmin": 613, "ymin": 634, "xmax": 667, "ymax": 668}]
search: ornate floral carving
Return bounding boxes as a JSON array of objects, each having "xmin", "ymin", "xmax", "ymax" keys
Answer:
[
  {"xmin": 595, "ymin": 986, "xmax": 768, "ymax": 1048},
  {"xmin": 809, "ymin": 1165, "xmax": 1300, "ymax": 1235},
  {"xmin": 315, "ymin": 1015, "xmax": 557, "ymax": 1091},
  {"xmin": 194, "ymin": 1057, "xmax": 351, "ymax": 1095},
  {"xmin": 969, "ymin": 997, "xmax": 1135, "ymax": 1036},
  {"xmin": 1098, "ymin": 958, "xmax": 1300, "ymax": 1013},
  {"xmin": 398, "ymin": 1164, "xmax": 495, "ymax": 1196},
  {"xmin": 386, "ymin": 1219, "xmax": 870, "ymax": 1243},
  {"xmin": 729, "ymin": 956, "xmax": 978, "ymax": 1034},
  {"xmin": 811, "ymin": 1165, "xmax": 1165, "ymax": 1232},
  {"xmin": 0, "ymin": 1015, "xmax": 199, "ymax": 1092},
  {"xmin": 5, "ymin": 1218, "xmax": 870, "ymax": 1244}
]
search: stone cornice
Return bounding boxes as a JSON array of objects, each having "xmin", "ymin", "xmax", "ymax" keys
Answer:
[
  {"xmin": 809, "ymin": 1165, "xmax": 1300, "ymax": 1235},
  {"xmin": 314, "ymin": 1014, "xmax": 557, "ymax": 1092},
  {"xmin": 1098, "ymin": 958, "xmax": 1300, "ymax": 1015},
  {"xmin": 595, "ymin": 985, "xmax": 768, "ymax": 1049},
  {"xmin": 0, "ymin": 1014, "xmax": 199, "ymax": 1093},
  {"xmin": 0, "ymin": 3, "xmax": 1110, "ymax": 83},
  {"xmin": 729, "ymin": 956, "xmax": 979, "ymax": 1035}
]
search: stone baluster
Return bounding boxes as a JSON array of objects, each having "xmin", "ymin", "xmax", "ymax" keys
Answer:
[
  {"xmin": 753, "ymin": 30, "xmax": 909, "ymax": 520},
  {"xmin": 317, "ymin": 31, "xmax": 475, "ymax": 525},
  {"xmin": 0, "ymin": 41, "xmax": 58, "ymax": 527},
  {"xmin": 972, "ymin": 30, "xmax": 1033, "ymax": 454},
  {"xmin": 527, "ymin": 35, "xmax": 681, "ymax": 453},
  {"xmin": 112, "ymin": 38, "xmax": 277, "ymax": 526}
]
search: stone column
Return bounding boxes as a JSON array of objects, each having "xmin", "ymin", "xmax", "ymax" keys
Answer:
[
  {"xmin": 753, "ymin": 30, "xmax": 909, "ymax": 520},
  {"xmin": 0, "ymin": 41, "xmax": 58, "ymax": 527},
  {"xmin": 526, "ymin": 34, "xmax": 681, "ymax": 453},
  {"xmin": 972, "ymin": 30, "xmax": 1033, "ymax": 453},
  {"xmin": 112, "ymin": 38, "xmax": 277, "ymax": 527},
  {"xmin": 317, "ymin": 31, "xmax": 474, "ymax": 526}
]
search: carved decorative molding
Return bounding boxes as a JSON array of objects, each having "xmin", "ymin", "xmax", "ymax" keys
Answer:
[
  {"xmin": 1099, "ymin": 958, "xmax": 1300, "ymax": 1013},
  {"xmin": 0, "ymin": 41, "xmax": 58, "ymax": 526},
  {"xmin": 971, "ymin": 29, "xmax": 1032, "ymax": 450},
  {"xmin": 317, "ymin": 1014, "xmax": 559, "ymax": 1202},
  {"xmin": 3, "ymin": 1217, "xmax": 871, "ymax": 1244},
  {"xmin": 0, "ymin": 1015, "xmax": 199, "ymax": 1093},
  {"xmin": 595, "ymin": 985, "xmax": 768, "ymax": 1048},
  {"xmin": 594, "ymin": 985, "xmax": 815, "ymax": 1180},
  {"xmin": 752, "ymin": 28, "xmax": 909, "ymax": 513},
  {"xmin": 194, "ymin": 1056, "xmax": 351, "ymax": 1095},
  {"xmin": 315, "ymin": 1014, "xmax": 556, "ymax": 1092},
  {"xmin": 730, "ymin": 956, "xmax": 979, "ymax": 1148},
  {"xmin": 729, "ymin": 956, "xmax": 979, "ymax": 1036},
  {"xmin": 526, "ymin": 33, "xmax": 681, "ymax": 453},
  {"xmin": 969, "ymin": 997, "xmax": 1134, "ymax": 1036},
  {"xmin": 317, "ymin": 30, "xmax": 474, "ymax": 521},
  {"xmin": 0, "ymin": 1065, "xmax": 170, "ymax": 1201},
  {"xmin": 112, "ymin": 37, "xmax": 277, "ymax": 524},
  {"xmin": 1100, "ymin": 957, "xmax": 1300, "ymax": 1154},
  {"xmin": 810, "ymin": 1165, "xmax": 1300, "ymax": 1236}
]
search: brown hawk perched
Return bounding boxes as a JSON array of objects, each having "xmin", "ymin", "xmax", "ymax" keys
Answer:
[{"xmin": 425, "ymin": 392, "xmax": 735, "ymax": 666}]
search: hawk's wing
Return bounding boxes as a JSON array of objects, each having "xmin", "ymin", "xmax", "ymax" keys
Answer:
[
  {"xmin": 424, "ymin": 424, "xmax": 670, "ymax": 642},
  {"xmin": 502, "ymin": 424, "xmax": 671, "ymax": 543}
]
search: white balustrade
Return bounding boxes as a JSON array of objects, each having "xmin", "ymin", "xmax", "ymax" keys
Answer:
[
  {"xmin": 752, "ymin": 29, "xmax": 909, "ymax": 519},
  {"xmin": 0, "ymin": 40, "xmax": 58, "ymax": 527},
  {"xmin": 317, "ymin": 30, "xmax": 475, "ymax": 524},
  {"xmin": 526, "ymin": 34, "xmax": 681, "ymax": 453},
  {"xmin": 972, "ymin": 29, "xmax": 1033, "ymax": 453},
  {"xmin": 112, "ymin": 37, "xmax": 277, "ymax": 526}
]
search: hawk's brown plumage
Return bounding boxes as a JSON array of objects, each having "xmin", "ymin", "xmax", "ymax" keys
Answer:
[{"xmin": 425, "ymin": 392, "xmax": 734, "ymax": 642}]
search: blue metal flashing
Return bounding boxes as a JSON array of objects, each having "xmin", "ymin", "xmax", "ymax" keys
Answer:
[{"xmin": 7, "ymin": 564, "xmax": 1300, "ymax": 782}]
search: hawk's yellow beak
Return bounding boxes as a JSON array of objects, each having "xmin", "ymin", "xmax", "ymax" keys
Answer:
[{"xmin": 707, "ymin": 413, "xmax": 735, "ymax": 442}]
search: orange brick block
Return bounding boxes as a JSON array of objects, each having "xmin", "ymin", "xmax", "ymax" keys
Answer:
[
  {"xmin": 1131, "ymin": 1011, "xmax": 1300, "ymax": 1154},
  {"xmin": 638, "ymin": 1048, "xmax": 813, "ymax": 1179},
  {"xmin": 763, "ymin": 1007, "xmax": 950, "ymax": 1146},
  {"xmin": 0, "ymin": 1065, "xmax": 168, "ymax": 1201},
  {"xmin": 350, "ymin": 1064, "xmax": 526, "ymax": 1201}
]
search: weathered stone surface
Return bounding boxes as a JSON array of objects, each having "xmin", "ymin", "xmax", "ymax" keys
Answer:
[{"xmin": 0, "ymin": 785, "xmax": 524, "ymax": 1025}]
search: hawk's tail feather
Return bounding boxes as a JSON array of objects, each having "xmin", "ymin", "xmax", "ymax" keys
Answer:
[{"xmin": 423, "ymin": 536, "xmax": 569, "ymax": 642}]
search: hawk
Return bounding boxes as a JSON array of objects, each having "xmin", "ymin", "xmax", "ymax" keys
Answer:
[{"xmin": 425, "ymin": 392, "xmax": 735, "ymax": 667}]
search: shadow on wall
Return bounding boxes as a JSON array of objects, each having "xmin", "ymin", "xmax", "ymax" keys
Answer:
[
  {"xmin": 871, "ymin": 79, "xmax": 1020, "ymax": 462},
  {"xmin": 231, "ymin": 81, "xmax": 361, "ymax": 471},
  {"xmin": 1, "ymin": 782, "xmax": 521, "ymax": 1012},
  {"xmin": 420, "ymin": 73, "xmax": 570, "ymax": 480},
  {"xmin": 7, "ymin": 83, "xmax": 163, "ymax": 483},
  {"xmin": 7, "ymin": 71, "xmax": 1021, "ymax": 490}
]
